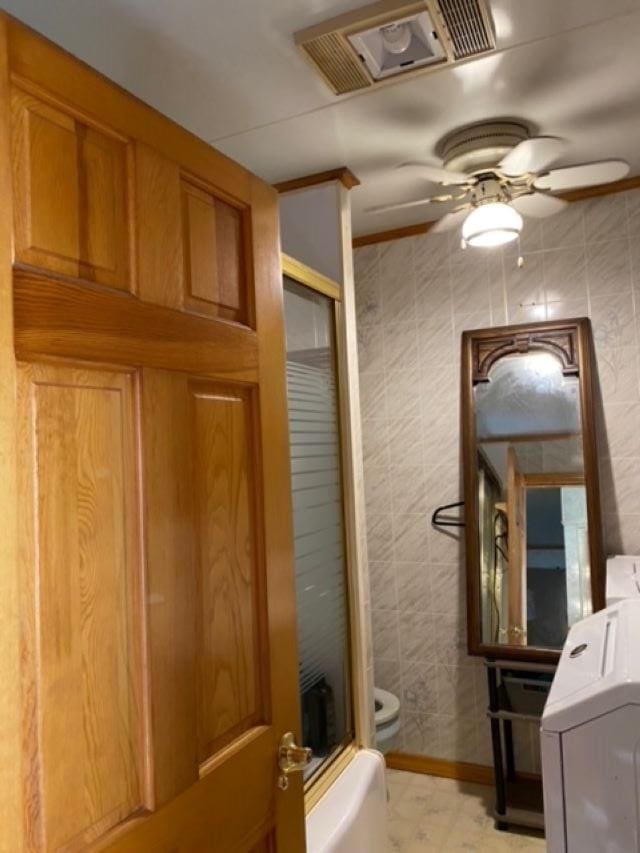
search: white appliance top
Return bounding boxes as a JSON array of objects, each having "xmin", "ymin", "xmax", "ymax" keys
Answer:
[
  {"xmin": 606, "ymin": 554, "xmax": 640, "ymax": 605},
  {"xmin": 542, "ymin": 598, "xmax": 640, "ymax": 732}
]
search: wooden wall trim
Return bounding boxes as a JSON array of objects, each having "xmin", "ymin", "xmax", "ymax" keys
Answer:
[
  {"xmin": 385, "ymin": 752, "xmax": 542, "ymax": 787},
  {"xmin": 352, "ymin": 173, "xmax": 640, "ymax": 248},
  {"xmin": 386, "ymin": 752, "xmax": 494, "ymax": 785},
  {"xmin": 352, "ymin": 220, "xmax": 436, "ymax": 248},
  {"xmin": 274, "ymin": 167, "xmax": 360, "ymax": 194},
  {"xmin": 282, "ymin": 253, "xmax": 341, "ymax": 301},
  {"xmin": 559, "ymin": 173, "xmax": 640, "ymax": 202}
]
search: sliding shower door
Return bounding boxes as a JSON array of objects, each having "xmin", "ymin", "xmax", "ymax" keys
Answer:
[{"xmin": 284, "ymin": 277, "xmax": 353, "ymax": 783}]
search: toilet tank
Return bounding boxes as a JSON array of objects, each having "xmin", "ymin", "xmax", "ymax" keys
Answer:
[{"xmin": 305, "ymin": 749, "xmax": 387, "ymax": 853}]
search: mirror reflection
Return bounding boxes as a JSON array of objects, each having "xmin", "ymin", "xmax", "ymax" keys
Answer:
[{"xmin": 475, "ymin": 352, "xmax": 591, "ymax": 649}]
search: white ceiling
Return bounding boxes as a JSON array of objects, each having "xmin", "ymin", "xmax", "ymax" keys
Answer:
[{"xmin": 5, "ymin": 0, "xmax": 640, "ymax": 236}]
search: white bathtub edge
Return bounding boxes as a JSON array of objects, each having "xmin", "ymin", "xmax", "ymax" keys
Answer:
[{"xmin": 305, "ymin": 748, "xmax": 388, "ymax": 853}]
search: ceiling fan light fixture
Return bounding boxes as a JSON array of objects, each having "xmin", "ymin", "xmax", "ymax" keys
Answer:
[{"xmin": 462, "ymin": 202, "xmax": 523, "ymax": 248}]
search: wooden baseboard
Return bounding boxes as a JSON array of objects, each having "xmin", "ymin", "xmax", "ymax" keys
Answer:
[
  {"xmin": 385, "ymin": 752, "xmax": 543, "ymax": 787},
  {"xmin": 385, "ymin": 752, "xmax": 494, "ymax": 785}
]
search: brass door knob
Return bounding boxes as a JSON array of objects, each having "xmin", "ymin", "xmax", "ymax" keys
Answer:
[{"xmin": 278, "ymin": 732, "xmax": 312, "ymax": 790}]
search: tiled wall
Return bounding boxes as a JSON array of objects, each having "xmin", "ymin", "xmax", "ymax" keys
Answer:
[{"xmin": 353, "ymin": 188, "xmax": 640, "ymax": 769}]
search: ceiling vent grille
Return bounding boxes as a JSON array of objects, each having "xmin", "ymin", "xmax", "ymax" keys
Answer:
[
  {"xmin": 437, "ymin": 0, "xmax": 495, "ymax": 58},
  {"xmin": 295, "ymin": 0, "xmax": 496, "ymax": 96},
  {"xmin": 303, "ymin": 32, "xmax": 371, "ymax": 95}
]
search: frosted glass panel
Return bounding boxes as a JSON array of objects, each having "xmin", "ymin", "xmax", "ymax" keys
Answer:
[
  {"xmin": 284, "ymin": 277, "xmax": 352, "ymax": 781},
  {"xmin": 475, "ymin": 353, "xmax": 581, "ymax": 439}
]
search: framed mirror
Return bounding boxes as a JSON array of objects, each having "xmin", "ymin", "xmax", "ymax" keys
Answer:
[{"xmin": 461, "ymin": 319, "xmax": 605, "ymax": 662}]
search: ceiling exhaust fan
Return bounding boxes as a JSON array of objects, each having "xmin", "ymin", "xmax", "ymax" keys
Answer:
[{"xmin": 367, "ymin": 120, "xmax": 630, "ymax": 247}]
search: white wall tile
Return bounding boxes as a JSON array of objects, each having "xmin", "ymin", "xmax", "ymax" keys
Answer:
[
  {"xmin": 396, "ymin": 562, "xmax": 431, "ymax": 612},
  {"xmin": 399, "ymin": 611, "xmax": 438, "ymax": 663},
  {"xmin": 372, "ymin": 609, "xmax": 400, "ymax": 661},
  {"xmin": 587, "ymin": 239, "xmax": 633, "ymax": 297},
  {"xmin": 401, "ymin": 661, "xmax": 439, "ymax": 714},
  {"xmin": 354, "ymin": 188, "xmax": 640, "ymax": 770}
]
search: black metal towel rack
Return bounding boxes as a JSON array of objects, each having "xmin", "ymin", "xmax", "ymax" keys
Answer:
[{"xmin": 431, "ymin": 501, "xmax": 465, "ymax": 528}]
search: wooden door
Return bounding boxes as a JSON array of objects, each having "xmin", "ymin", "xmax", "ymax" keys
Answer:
[
  {"xmin": 507, "ymin": 447, "xmax": 527, "ymax": 645},
  {"xmin": 0, "ymin": 14, "xmax": 305, "ymax": 853}
]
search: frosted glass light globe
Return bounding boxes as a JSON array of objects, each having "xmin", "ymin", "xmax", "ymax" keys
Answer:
[
  {"xmin": 381, "ymin": 23, "xmax": 412, "ymax": 54},
  {"xmin": 462, "ymin": 202, "xmax": 523, "ymax": 247}
]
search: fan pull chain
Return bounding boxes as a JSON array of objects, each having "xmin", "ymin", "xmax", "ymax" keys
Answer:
[{"xmin": 517, "ymin": 234, "xmax": 524, "ymax": 268}]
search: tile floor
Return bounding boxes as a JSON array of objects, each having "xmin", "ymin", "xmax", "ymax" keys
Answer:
[{"xmin": 386, "ymin": 769, "xmax": 546, "ymax": 852}]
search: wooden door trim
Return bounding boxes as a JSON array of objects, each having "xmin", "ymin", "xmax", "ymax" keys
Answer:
[
  {"xmin": 14, "ymin": 268, "xmax": 259, "ymax": 381},
  {"xmin": 0, "ymin": 14, "xmax": 21, "ymax": 847},
  {"xmin": 250, "ymin": 179, "xmax": 306, "ymax": 851}
]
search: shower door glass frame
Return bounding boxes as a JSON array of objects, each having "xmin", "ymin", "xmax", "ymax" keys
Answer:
[{"xmin": 282, "ymin": 253, "xmax": 358, "ymax": 801}]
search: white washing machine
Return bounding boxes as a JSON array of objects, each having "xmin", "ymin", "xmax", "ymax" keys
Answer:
[{"xmin": 541, "ymin": 592, "xmax": 640, "ymax": 852}]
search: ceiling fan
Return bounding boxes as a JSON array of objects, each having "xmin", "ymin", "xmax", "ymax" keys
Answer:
[{"xmin": 367, "ymin": 120, "xmax": 630, "ymax": 247}]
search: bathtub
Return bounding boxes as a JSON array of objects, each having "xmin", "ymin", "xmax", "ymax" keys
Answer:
[{"xmin": 305, "ymin": 749, "xmax": 388, "ymax": 853}]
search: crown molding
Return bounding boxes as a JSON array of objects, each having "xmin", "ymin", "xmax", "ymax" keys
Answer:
[
  {"xmin": 274, "ymin": 167, "xmax": 360, "ymax": 194},
  {"xmin": 353, "ymin": 173, "xmax": 640, "ymax": 248}
]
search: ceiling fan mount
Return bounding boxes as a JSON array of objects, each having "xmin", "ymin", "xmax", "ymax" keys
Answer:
[{"xmin": 438, "ymin": 119, "xmax": 531, "ymax": 174}]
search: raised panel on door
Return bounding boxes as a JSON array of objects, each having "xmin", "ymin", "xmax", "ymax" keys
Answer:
[
  {"xmin": 17, "ymin": 361, "xmax": 147, "ymax": 852},
  {"xmin": 181, "ymin": 178, "xmax": 248, "ymax": 324},
  {"xmin": 140, "ymin": 368, "xmax": 198, "ymax": 807},
  {"xmin": 11, "ymin": 87, "xmax": 132, "ymax": 291},
  {"xmin": 135, "ymin": 147, "xmax": 250, "ymax": 324},
  {"xmin": 141, "ymin": 371, "xmax": 270, "ymax": 785},
  {"xmin": 135, "ymin": 369, "xmax": 278, "ymax": 850},
  {"xmin": 190, "ymin": 380, "xmax": 269, "ymax": 766}
]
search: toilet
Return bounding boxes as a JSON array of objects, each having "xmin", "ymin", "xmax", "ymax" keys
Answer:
[{"xmin": 374, "ymin": 687, "xmax": 400, "ymax": 754}]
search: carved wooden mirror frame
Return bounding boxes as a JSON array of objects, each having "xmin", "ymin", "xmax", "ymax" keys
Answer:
[{"xmin": 461, "ymin": 318, "xmax": 605, "ymax": 663}]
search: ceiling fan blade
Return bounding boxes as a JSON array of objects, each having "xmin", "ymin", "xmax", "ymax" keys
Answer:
[
  {"xmin": 397, "ymin": 161, "xmax": 471, "ymax": 185},
  {"xmin": 511, "ymin": 192, "xmax": 568, "ymax": 218},
  {"xmin": 365, "ymin": 196, "xmax": 449, "ymax": 214},
  {"xmin": 365, "ymin": 192, "xmax": 457, "ymax": 214},
  {"xmin": 534, "ymin": 159, "xmax": 630, "ymax": 192},
  {"xmin": 499, "ymin": 136, "xmax": 566, "ymax": 177},
  {"xmin": 431, "ymin": 208, "xmax": 469, "ymax": 233}
]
